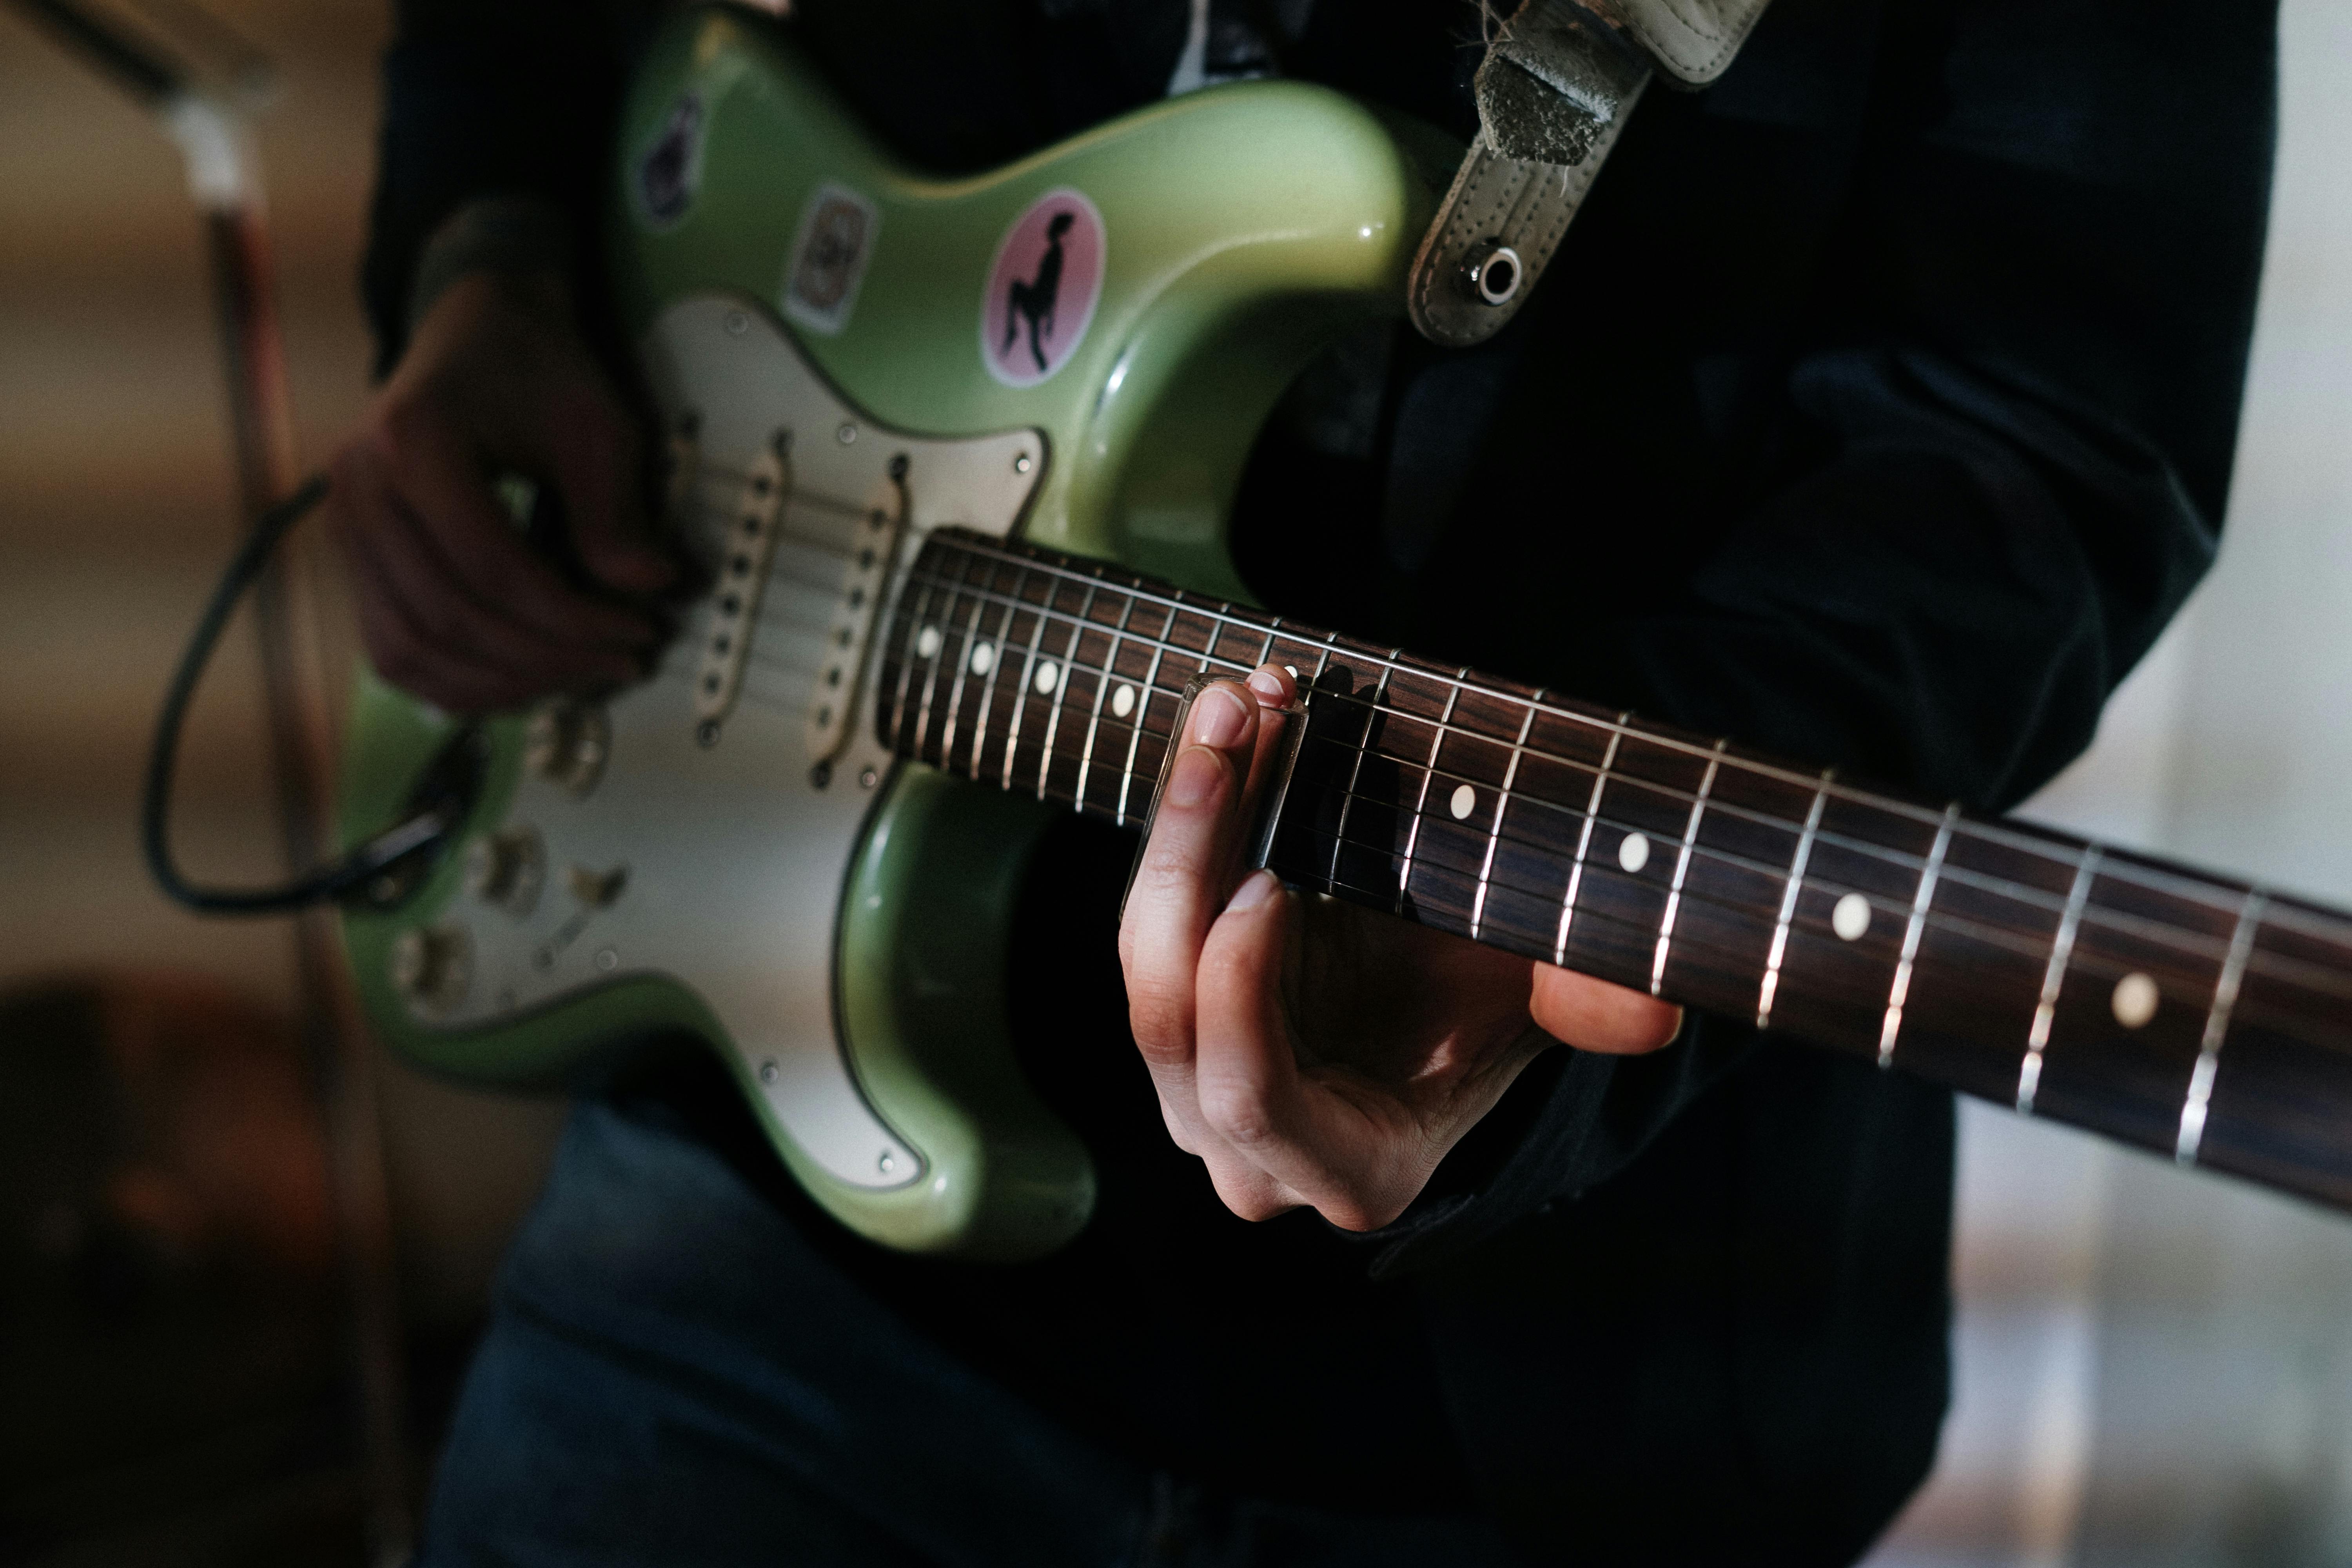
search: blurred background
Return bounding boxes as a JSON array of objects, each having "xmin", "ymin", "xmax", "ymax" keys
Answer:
[{"xmin": 2, "ymin": 2, "xmax": 2348, "ymax": 1564}]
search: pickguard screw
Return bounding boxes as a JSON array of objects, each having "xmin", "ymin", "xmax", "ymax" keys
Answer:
[
  {"xmin": 759, "ymin": 1059, "xmax": 779, "ymax": 1085},
  {"xmin": 697, "ymin": 720, "xmax": 721, "ymax": 748},
  {"xmin": 1013, "ymin": 452, "xmax": 1033, "ymax": 475},
  {"xmin": 811, "ymin": 759, "xmax": 833, "ymax": 790},
  {"xmin": 837, "ymin": 422, "xmax": 857, "ymax": 445},
  {"xmin": 724, "ymin": 310, "xmax": 748, "ymax": 336},
  {"xmin": 859, "ymin": 766, "xmax": 878, "ymax": 789}
]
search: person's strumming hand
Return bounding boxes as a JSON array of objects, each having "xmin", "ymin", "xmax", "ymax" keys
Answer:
[
  {"xmin": 1119, "ymin": 664, "xmax": 1684, "ymax": 1231},
  {"xmin": 328, "ymin": 269, "xmax": 679, "ymax": 714}
]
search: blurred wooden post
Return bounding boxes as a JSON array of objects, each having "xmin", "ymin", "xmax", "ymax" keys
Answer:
[{"xmin": 11, "ymin": 4, "xmax": 415, "ymax": 1562}]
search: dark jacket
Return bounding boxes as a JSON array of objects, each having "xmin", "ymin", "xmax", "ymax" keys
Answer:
[{"xmin": 363, "ymin": 1, "xmax": 2275, "ymax": 1559}]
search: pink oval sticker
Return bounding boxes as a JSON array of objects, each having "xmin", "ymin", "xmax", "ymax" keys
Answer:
[{"xmin": 980, "ymin": 189, "xmax": 1105, "ymax": 388}]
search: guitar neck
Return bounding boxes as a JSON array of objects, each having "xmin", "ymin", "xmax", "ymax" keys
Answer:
[{"xmin": 875, "ymin": 528, "xmax": 2352, "ymax": 1212}]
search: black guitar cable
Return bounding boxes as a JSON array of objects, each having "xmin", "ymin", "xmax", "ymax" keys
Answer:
[{"xmin": 142, "ymin": 474, "xmax": 461, "ymax": 913}]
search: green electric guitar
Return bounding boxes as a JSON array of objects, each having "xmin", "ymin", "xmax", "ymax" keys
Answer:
[{"xmin": 339, "ymin": 6, "xmax": 2352, "ymax": 1259}]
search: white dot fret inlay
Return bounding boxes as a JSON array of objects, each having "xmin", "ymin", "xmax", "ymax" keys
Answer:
[
  {"xmin": 915, "ymin": 626, "xmax": 942, "ymax": 659},
  {"xmin": 1619, "ymin": 833, "xmax": 1650, "ymax": 873},
  {"xmin": 1111, "ymin": 684, "xmax": 1136, "ymax": 719},
  {"xmin": 1832, "ymin": 893, "xmax": 1871, "ymax": 942},
  {"xmin": 2112, "ymin": 972, "xmax": 2159, "ymax": 1030},
  {"xmin": 969, "ymin": 641, "xmax": 995, "ymax": 675},
  {"xmin": 1034, "ymin": 661, "xmax": 1060, "ymax": 695},
  {"xmin": 1450, "ymin": 784, "xmax": 1476, "ymax": 820}
]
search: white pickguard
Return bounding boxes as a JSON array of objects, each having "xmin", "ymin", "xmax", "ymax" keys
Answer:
[{"xmin": 400, "ymin": 296, "xmax": 1042, "ymax": 1191}]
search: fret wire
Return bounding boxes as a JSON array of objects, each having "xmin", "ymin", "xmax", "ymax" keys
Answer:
[
  {"xmin": 998, "ymin": 569, "xmax": 1056, "ymax": 793},
  {"xmin": 904, "ymin": 565, "xmax": 2147, "ymax": 947},
  {"xmin": 1285, "ymin": 821, "xmax": 1806, "ymax": 987},
  {"xmin": 888, "ymin": 550, "xmax": 2352, "ymax": 978},
  {"xmin": 935, "ymin": 574, "xmax": 996, "ymax": 775},
  {"xmin": 1472, "ymin": 699, "xmax": 1540, "ymax": 942},
  {"xmin": 1278, "ymin": 685, "xmax": 2340, "ymax": 994},
  {"xmin": 1116, "ymin": 635, "xmax": 1171, "ymax": 829},
  {"xmin": 967, "ymin": 568, "xmax": 1024, "ymax": 784},
  {"xmin": 897, "ymin": 622, "xmax": 2352, "ymax": 1018},
  {"xmin": 1326, "ymin": 656, "xmax": 1399, "ymax": 893},
  {"xmin": 1395, "ymin": 677, "xmax": 1464, "ymax": 916},
  {"xmin": 1073, "ymin": 584, "xmax": 1141, "ymax": 814},
  {"xmin": 2178, "ymin": 889, "xmax": 2268, "ymax": 1164},
  {"xmin": 907, "ymin": 570, "xmax": 977, "ymax": 764},
  {"xmin": 907, "ymin": 662, "xmax": 2352, "ymax": 1029},
  {"xmin": 1555, "ymin": 720, "xmax": 1628, "ymax": 965},
  {"xmin": 882, "ymin": 565, "xmax": 944, "ymax": 756},
  {"xmin": 2018, "ymin": 846, "xmax": 2102, "ymax": 1116},
  {"xmin": 1033, "ymin": 581, "xmax": 1096, "ymax": 801},
  {"xmin": 1653, "ymin": 740, "xmax": 1726, "ymax": 997},
  {"xmin": 896, "ymin": 605, "xmax": 2345, "ymax": 1009},
  {"xmin": 1280, "ymin": 765, "xmax": 2080, "ymax": 975},
  {"xmin": 1756, "ymin": 771, "xmax": 1832, "ymax": 1031},
  {"xmin": 913, "ymin": 537, "xmax": 2343, "ymax": 938},
  {"xmin": 1285, "ymin": 809, "xmax": 2352, "ymax": 1058},
  {"xmin": 1878, "ymin": 805, "xmax": 1960, "ymax": 1067}
]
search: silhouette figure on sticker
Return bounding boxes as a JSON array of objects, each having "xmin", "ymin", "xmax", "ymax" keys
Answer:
[{"xmin": 1002, "ymin": 211, "xmax": 1075, "ymax": 374}]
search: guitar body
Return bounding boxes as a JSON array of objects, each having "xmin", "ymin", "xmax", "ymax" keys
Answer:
[{"xmin": 338, "ymin": 8, "xmax": 1451, "ymax": 1258}]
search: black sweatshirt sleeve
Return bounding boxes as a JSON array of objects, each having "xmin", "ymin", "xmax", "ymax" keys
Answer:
[
  {"xmin": 1357, "ymin": 0, "xmax": 2277, "ymax": 1271},
  {"xmin": 361, "ymin": 0, "xmax": 662, "ymax": 375}
]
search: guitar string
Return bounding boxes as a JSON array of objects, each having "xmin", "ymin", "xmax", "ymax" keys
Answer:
[
  {"xmin": 652, "ymin": 543, "xmax": 2352, "ymax": 1027},
  {"xmin": 639, "ymin": 492, "xmax": 2344, "ymax": 978},
  {"xmin": 887, "ymin": 566, "xmax": 2141, "ymax": 941},
  {"xmin": 662, "ymin": 482, "xmax": 2278, "ymax": 934},
  {"xmin": 656, "ymin": 477, "xmax": 2308, "ymax": 940},
  {"xmin": 911, "ymin": 535, "xmax": 2336, "ymax": 943},
  {"xmin": 894, "ymin": 590, "xmax": 2096, "ymax": 952},
  {"xmin": 635, "ymin": 474, "xmax": 2352, "ymax": 1056},
  {"xmin": 905, "ymin": 665, "xmax": 2352, "ymax": 1017},
  {"xmin": 889, "ymin": 559, "xmax": 2352, "ymax": 981}
]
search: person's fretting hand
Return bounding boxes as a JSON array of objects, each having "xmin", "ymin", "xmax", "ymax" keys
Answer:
[{"xmin": 1118, "ymin": 663, "xmax": 1685, "ymax": 1230}]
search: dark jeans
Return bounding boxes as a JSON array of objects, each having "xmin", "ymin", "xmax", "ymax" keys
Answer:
[{"xmin": 418, "ymin": 1102, "xmax": 1524, "ymax": 1568}]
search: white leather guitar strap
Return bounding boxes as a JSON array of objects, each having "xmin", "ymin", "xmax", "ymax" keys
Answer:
[{"xmin": 1408, "ymin": 0, "xmax": 1774, "ymax": 346}]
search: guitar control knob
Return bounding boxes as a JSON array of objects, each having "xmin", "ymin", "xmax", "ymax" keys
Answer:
[
  {"xmin": 525, "ymin": 702, "xmax": 610, "ymax": 797},
  {"xmin": 464, "ymin": 825, "xmax": 544, "ymax": 915},
  {"xmin": 389, "ymin": 924, "xmax": 471, "ymax": 1017}
]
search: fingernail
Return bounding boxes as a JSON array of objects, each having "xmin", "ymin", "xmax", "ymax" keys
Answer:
[
  {"xmin": 1165, "ymin": 746, "xmax": 1223, "ymax": 809},
  {"xmin": 1226, "ymin": 869, "xmax": 1280, "ymax": 913},
  {"xmin": 1246, "ymin": 666, "xmax": 1289, "ymax": 703},
  {"xmin": 1191, "ymin": 685, "xmax": 1249, "ymax": 748}
]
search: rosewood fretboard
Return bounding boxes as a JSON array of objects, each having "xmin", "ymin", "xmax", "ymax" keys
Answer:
[{"xmin": 875, "ymin": 528, "xmax": 2352, "ymax": 1212}]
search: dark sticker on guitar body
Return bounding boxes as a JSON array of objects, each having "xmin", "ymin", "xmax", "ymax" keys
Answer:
[
  {"xmin": 981, "ymin": 189, "xmax": 1105, "ymax": 388},
  {"xmin": 634, "ymin": 94, "xmax": 704, "ymax": 230}
]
